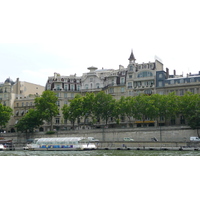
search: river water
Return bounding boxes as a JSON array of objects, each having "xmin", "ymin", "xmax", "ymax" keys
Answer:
[{"xmin": 1, "ymin": 150, "xmax": 200, "ymax": 156}]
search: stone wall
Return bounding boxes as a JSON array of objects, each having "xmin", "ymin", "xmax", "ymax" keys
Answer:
[{"xmin": 1, "ymin": 125, "xmax": 199, "ymax": 145}]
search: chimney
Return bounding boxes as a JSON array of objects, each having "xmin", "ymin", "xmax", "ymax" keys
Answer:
[
  {"xmin": 166, "ymin": 68, "xmax": 169, "ymax": 79},
  {"xmin": 174, "ymin": 70, "xmax": 176, "ymax": 76}
]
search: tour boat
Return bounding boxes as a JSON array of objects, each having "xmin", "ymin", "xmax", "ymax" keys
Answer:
[{"xmin": 25, "ymin": 137, "xmax": 97, "ymax": 151}]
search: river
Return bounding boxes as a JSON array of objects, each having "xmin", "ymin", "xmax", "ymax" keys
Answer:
[{"xmin": 1, "ymin": 149, "xmax": 200, "ymax": 156}]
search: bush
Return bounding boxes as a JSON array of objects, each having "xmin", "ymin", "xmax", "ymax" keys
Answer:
[{"xmin": 46, "ymin": 131, "xmax": 55, "ymax": 134}]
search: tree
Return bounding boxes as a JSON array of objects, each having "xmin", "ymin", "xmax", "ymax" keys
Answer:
[
  {"xmin": 132, "ymin": 94, "xmax": 156, "ymax": 122},
  {"xmin": 179, "ymin": 93, "xmax": 200, "ymax": 136},
  {"xmin": 93, "ymin": 91, "xmax": 116, "ymax": 125},
  {"xmin": 82, "ymin": 93, "xmax": 96, "ymax": 125},
  {"xmin": 15, "ymin": 109, "xmax": 43, "ymax": 133},
  {"xmin": 34, "ymin": 90, "xmax": 59, "ymax": 131},
  {"xmin": 0, "ymin": 104, "xmax": 12, "ymax": 130},
  {"xmin": 62, "ymin": 95, "xmax": 84, "ymax": 129}
]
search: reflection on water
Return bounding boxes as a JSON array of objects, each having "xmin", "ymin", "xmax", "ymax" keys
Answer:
[{"xmin": 1, "ymin": 150, "xmax": 200, "ymax": 156}]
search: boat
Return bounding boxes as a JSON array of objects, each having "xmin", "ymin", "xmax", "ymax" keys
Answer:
[
  {"xmin": 0, "ymin": 138, "xmax": 15, "ymax": 150},
  {"xmin": 0, "ymin": 144, "xmax": 6, "ymax": 151},
  {"xmin": 25, "ymin": 137, "xmax": 97, "ymax": 151}
]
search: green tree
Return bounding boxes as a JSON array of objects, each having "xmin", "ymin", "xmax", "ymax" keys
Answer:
[
  {"xmin": 62, "ymin": 95, "xmax": 84, "ymax": 129},
  {"xmin": 34, "ymin": 90, "xmax": 59, "ymax": 131},
  {"xmin": 179, "ymin": 92, "xmax": 200, "ymax": 136},
  {"xmin": 82, "ymin": 93, "xmax": 96, "ymax": 125},
  {"xmin": 93, "ymin": 91, "xmax": 116, "ymax": 125},
  {"xmin": 132, "ymin": 94, "xmax": 156, "ymax": 122},
  {"xmin": 0, "ymin": 104, "xmax": 13, "ymax": 130},
  {"xmin": 15, "ymin": 109, "xmax": 43, "ymax": 133}
]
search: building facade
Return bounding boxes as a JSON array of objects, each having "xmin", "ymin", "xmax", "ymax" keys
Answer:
[
  {"xmin": 0, "ymin": 78, "xmax": 45, "ymax": 132},
  {"xmin": 2, "ymin": 50, "xmax": 200, "ymax": 132}
]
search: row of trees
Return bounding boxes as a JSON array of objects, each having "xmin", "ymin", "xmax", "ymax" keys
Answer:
[
  {"xmin": 62, "ymin": 91, "xmax": 200, "ymax": 130},
  {"xmin": 1, "ymin": 90, "xmax": 198, "ymax": 133}
]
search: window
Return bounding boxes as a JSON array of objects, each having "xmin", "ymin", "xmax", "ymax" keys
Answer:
[
  {"xmin": 26, "ymin": 102, "xmax": 29, "ymax": 106},
  {"xmin": 64, "ymin": 84, "xmax": 68, "ymax": 90},
  {"xmin": 109, "ymin": 88, "xmax": 114, "ymax": 94},
  {"xmin": 158, "ymin": 91, "xmax": 164, "ymax": 95},
  {"xmin": 56, "ymin": 85, "xmax": 61, "ymax": 90},
  {"xmin": 158, "ymin": 81, "xmax": 163, "ymax": 87},
  {"xmin": 90, "ymin": 78, "xmax": 93, "ymax": 82},
  {"xmin": 85, "ymin": 84, "xmax": 88, "ymax": 89},
  {"xmin": 96, "ymin": 83, "xmax": 100, "ymax": 88},
  {"xmin": 71, "ymin": 93, "xmax": 74, "ymax": 98},
  {"xmin": 180, "ymin": 89, "xmax": 184, "ymax": 96},
  {"xmin": 56, "ymin": 101, "xmax": 60, "ymax": 107},
  {"xmin": 129, "ymin": 75, "xmax": 132, "ymax": 79},
  {"xmin": 129, "ymin": 65, "xmax": 133, "ymax": 71},
  {"xmin": 128, "ymin": 91, "xmax": 133, "ymax": 96},
  {"xmin": 22, "ymin": 102, "xmax": 24, "ymax": 107},
  {"xmin": 121, "ymin": 87, "xmax": 125, "ymax": 93},
  {"xmin": 171, "ymin": 119, "xmax": 175, "ymax": 125},
  {"xmin": 190, "ymin": 88, "xmax": 194, "ymax": 93},
  {"xmin": 137, "ymin": 71, "xmax": 153, "ymax": 78},
  {"xmin": 180, "ymin": 79, "xmax": 184, "ymax": 84},
  {"xmin": 64, "ymin": 93, "xmax": 67, "ymax": 98},
  {"xmin": 128, "ymin": 82, "xmax": 132, "ymax": 88},
  {"xmin": 55, "ymin": 118, "xmax": 60, "ymax": 124},
  {"xmin": 170, "ymin": 80, "xmax": 174, "ymax": 84},
  {"xmin": 159, "ymin": 74, "xmax": 163, "ymax": 78},
  {"xmin": 180, "ymin": 116, "xmax": 185, "ymax": 124},
  {"xmin": 70, "ymin": 84, "xmax": 74, "ymax": 91},
  {"xmin": 121, "ymin": 78, "xmax": 125, "ymax": 84},
  {"xmin": 77, "ymin": 85, "xmax": 80, "ymax": 91},
  {"xmin": 190, "ymin": 78, "xmax": 195, "ymax": 82},
  {"xmin": 47, "ymin": 84, "xmax": 51, "ymax": 90}
]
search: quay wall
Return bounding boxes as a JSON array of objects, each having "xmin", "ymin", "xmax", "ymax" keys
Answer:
[{"xmin": 1, "ymin": 126, "xmax": 199, "ymax": 146}]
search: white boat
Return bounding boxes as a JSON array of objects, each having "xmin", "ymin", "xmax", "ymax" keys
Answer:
[
  {"xmin": 25, "ymin": 137, "xmax": 97, "ymax": 151},
  {"xmin": 0, "ymin": 144, "xmax": 6, "ymax": 151}
]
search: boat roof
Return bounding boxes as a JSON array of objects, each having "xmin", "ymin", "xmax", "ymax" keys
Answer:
[{"xmin": 36, "ymin": 137, "xmax": 86, "ymax": 143}]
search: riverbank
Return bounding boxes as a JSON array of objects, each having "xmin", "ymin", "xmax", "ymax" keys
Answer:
[{"xmin": 1, "ymin": 125, "xmax": 199, "ymax": 149}]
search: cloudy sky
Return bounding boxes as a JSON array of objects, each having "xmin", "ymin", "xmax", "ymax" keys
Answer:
[{"xmin": 0, "ymin": 0, "xmax": 200, "ymax": 86}]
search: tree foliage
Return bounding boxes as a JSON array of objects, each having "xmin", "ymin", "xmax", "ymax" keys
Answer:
[
  {"xmin": 61, "ymin": 91, "xmax": 200, "ymax": 130},
  {"xmin": 15, "ymin": 109, "xmax": 43, "ymax": 133},
  {"xmin": 34, "ymin": 90, "xmax": 59, "ymax": 130},
  {"xmin": 0, "ymin": 104, "xmax": 12, "ymax": 129},
  {"xmin": 179, "ymin": 92, "xmax": 200, "ymax": 130}
]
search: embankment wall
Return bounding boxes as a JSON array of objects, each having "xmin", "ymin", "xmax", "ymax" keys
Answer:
[{"xmin": 1, "ymin": 126, "xmax": 199, "ymax": 145}]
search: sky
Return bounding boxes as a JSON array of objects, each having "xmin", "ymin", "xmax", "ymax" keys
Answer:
[{"xmin": 0, "ymin": 0, "xmax": 200, "ymax": 86}]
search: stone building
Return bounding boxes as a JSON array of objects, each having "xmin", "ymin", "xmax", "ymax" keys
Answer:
[
  {"xmin": 0, "ymin": 77, "xmax": 44, "ymax": 132},
  {"xmin": 44, "ymin": 51, "xmax": 166, "ymax": 130}
]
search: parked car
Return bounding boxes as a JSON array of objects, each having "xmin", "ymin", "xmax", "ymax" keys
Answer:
[
  {"xmin": 88, "ymin": 137, "xmax": 99, "ymax": 142},
  {"xmin": 190, "ymin": 137, "xmax": 200, "ymax": 141},
  {"xmin": 151, "ymin": 137, "xmax": 158, "ymax": 142},
  {"xmin": 123, "ymin": 137, "xmax": 134, "ymax": 141}
]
